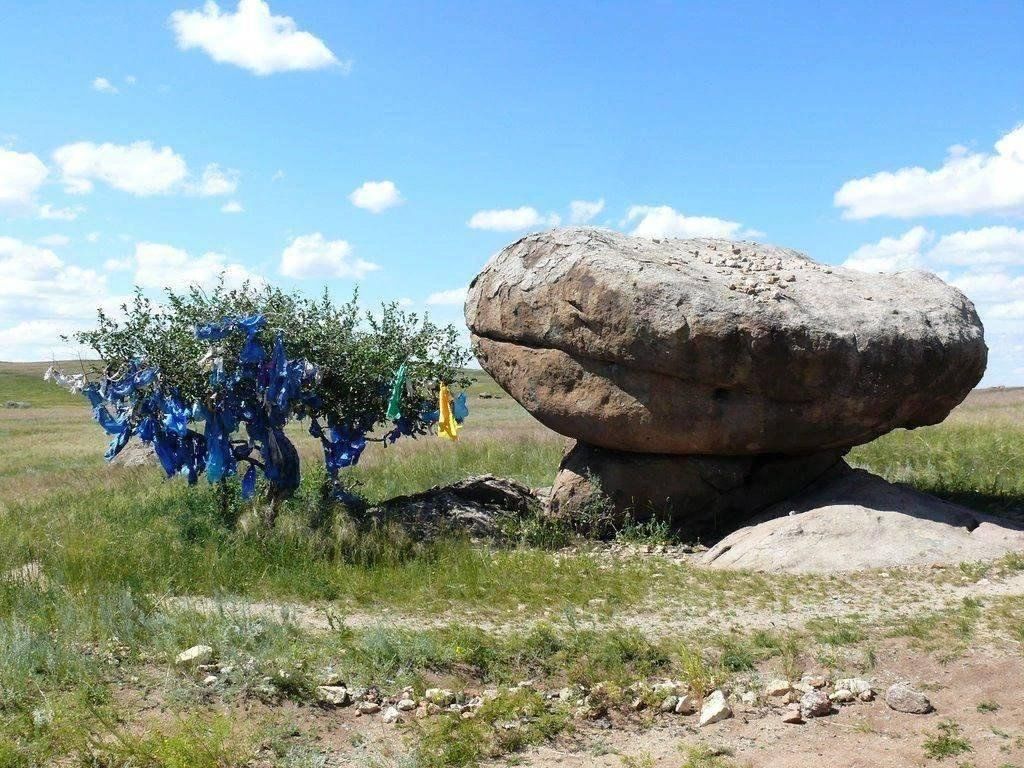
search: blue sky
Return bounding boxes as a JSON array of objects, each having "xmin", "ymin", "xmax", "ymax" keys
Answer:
[{"xmin": 1, "ymin": 0, "xmax": 1023, "ymax": 384}]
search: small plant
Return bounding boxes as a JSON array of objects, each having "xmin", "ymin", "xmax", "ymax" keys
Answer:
[
  {"xmin": 680, "ymin": 744, "xmax": 742, "ymax": 768},
  {"xmin": 977, "ymin": 701, "xmax": 1000, "ymax": 713},
  {"xmin": 923, "ymin": 721, "xmax": 973, "ymax": 761}
]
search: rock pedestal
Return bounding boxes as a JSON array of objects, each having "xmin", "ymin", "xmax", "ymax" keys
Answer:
[{"xmin": 465, "ymin": 227, "xmax": 989, "ymax": 541}]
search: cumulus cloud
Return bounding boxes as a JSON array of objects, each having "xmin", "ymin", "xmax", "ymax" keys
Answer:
[
  {"xmin": 38, "ymin": 203, "xmax": 84, "ymax": 221},
  {"xmin": 842, "ymin": 226, "xmax": 932, "ymax": 272},
  {"xmin": 86, "ymin": 232, "xmax": 102, "ymax": 243},
  {"xmin": 169, "ymin": 0, "xmax": 344, "ymax": 76},
  {"xmin": 221, "ymin": 200, "xmax": 244, "ymax": 213},
  {"xmin": 426, "ymin": 287, "xmax": 467, "ymax": 306},
  {"xmin": 131, "ymin": 242, "xmax": 262, "ymax": 291},
  {"xmin": 194, "ymin": 163, "xmax": 239, "ymax": 196},
  {"xmin": 467, "ymin": 206, "xmax": 560, "ymax": 232},
  {"xmin": 279, "ymin": 233, "xmax": 379, "ymax": 279},
  {"xmin": 53, "ymin": 141, "xmax": 189, "ymax": 196},
  {"xmin": 626, "ymin": 205, "xmax": 744, "ymax": 239},
  {"xmin": 0, "ymin": 148, "xmax": 48, "ymax": 213},
  {"xmin": 569, "ymin": 198, "xmax": 605, "ymax": 224},
  {"xmin": 91, "ymin": 76, "xmax": 119, "ymax": 94},
  {"xmin": 835, "ymin": 124, "xmax": 1024, "ymax": 219},
  {"xmin": 349, "ymin": 180, "xmax": 402, "ymax": 213},
  {"xmin": 0, "ymin": 236, "xmax": 110, "ymax": 359}
]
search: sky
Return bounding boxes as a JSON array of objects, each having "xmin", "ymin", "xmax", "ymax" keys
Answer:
[{"xmin": 1, "ymin": 0, "xmax": 1023, "ymax": 385}]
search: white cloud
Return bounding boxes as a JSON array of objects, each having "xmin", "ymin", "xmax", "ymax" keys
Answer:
[
  {"xmin": 132, "ymin": 242, "xmax": 262, "ymax": 291},
  {"xmin": 467, "ymin": 206, "xmax": 559, "ymax": 232},
  {"xmin": 426, "ymin": 287, "xmax": 467, "ymax": 306},
  {"xmin": 0, "ymin": 236, "xmax": 110, "ymax": 360},
  {"xmin": 221, "ymin": 200, "xmax": 244, "ymax": 213},
  {"xmin": 169, "ymin": 0, "xmax": 343, "ymax": 76},
  {"xmin": 0, "ymin": 148, "xmax": 48, "ymax": 213},
  {"xmin": 842, "ymin": 226, "xmax": 932, "ymax": 272},
  {"xmin": 626, "ymin": 205, "xmax": 744, "ymax": 239},
  {"xmin": 279, "ymin": 233, "xmax": 379, "ymax": 279},
  {"xmin": 835, "ymin": 124, "xmax": 1024, "ymax": 219},
  {"xmin": 396, "ymin": 297, "xmax": 413, "ymax": 308},
  {"xmin": 569, "ymin": 198, "xmax": 604, "ymax": 224},
  {"xmin": 104, "ymin": 257, "xmax": 132, "ymax": 271},
  {"xmin": 349, "ymin": 180, "xmax": 402, "ymax": 213},
  {"xmin": 91, "ymin": 76, "xmax": 119, "ymax": 94},
  {"xmin": 928, "ymin": 226, "xmax": 1024, "ymax": 266},
  {"xmin": 86, "ymin": 231, "xmax": 102, "ymax": 243},
  {"xmin": 37, "ymin": 234, "xmax": 71, "ymax": 247},
  {"xmin": 272, "ymin": 169, "xmax": 285, "ymax": 181},
  {"xmin": 38, "ymin": 203, "xmax": 84, "ymax": 221},
  {"xmin": 125, "ymin": 75, "xmax": 137, "ymax": 85},
  {"xmin": 195, "ymin": 163, "xmax": 239, "ymax": 196},
  {"xmin": 53, "ymin": 141, "xmax": 189, "ymax": 196}
]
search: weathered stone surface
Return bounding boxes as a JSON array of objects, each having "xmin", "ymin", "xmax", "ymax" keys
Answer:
[
  {"xmin": 698, "ymin": 690, "xmax": 732, "ymax": 727},
  {"xmin": 548, "ymin": 440, "xmax": 845, "ymax": 534},
  {"xmin": 466, "ymin": 227, "xmax": 986, "ymax": 455},
  {"xmin": 702, "ymin": 468, "xmax": 1024, "ymax": 572}
]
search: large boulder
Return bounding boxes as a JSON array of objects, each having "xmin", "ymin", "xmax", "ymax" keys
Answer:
[
  {"xmin": 466, "ymin": 228, "xmax": 986, "ymax": 455},
  {"xmin": 702, "ymin": 468, "xmax": 1024, "ymax": 572},
  {"xmin": 549, "ymin": 440, "xmax": 846, "ymax": 537}
]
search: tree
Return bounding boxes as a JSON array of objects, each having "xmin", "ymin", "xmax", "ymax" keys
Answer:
[{"xmin": 51, "ymin": 281, "xmax": 471, "ymax": 524}]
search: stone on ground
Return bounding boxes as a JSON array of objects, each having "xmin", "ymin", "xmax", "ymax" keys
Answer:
[
  {"xmin": 698, "ymin": 690, "xmax": 732, "ymax": 726},
  {"xmin": 884, "ymin": 683, "xmax": 933, "ymax": 714},
  {"xmin": 175, "ymin": 644, "xmax": 213, "ymax": 666},
  {"xmin": 800, "ymin": 690, "xmax": 833, "ymax": 718},
  {"xmin": 466, "ymin": 227, "xmax": 986, "ymax": 456},
  {"xmin": 702, "ymin": 468, "xmax": 1024, "ymax": 572}
]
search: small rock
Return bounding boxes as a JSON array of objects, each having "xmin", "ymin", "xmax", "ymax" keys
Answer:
[
  {"xmin": 740, "ymin": 691, "xmax": 758, "ymax": 706},
  {"xmin": 698, "ymin": 690, "xmax": 733, "ymax": 727},
  {"xmin": 381, "ymin": 706, "xmax": 401, "ymax": 724},
  {"xmin": 674, "ymin": 694, "xmax": 697, "ymax": 715},
  {"xmin": 202, "ymin": 675, "xmax": 218, "ymax": 685},
  {"xmin": 425, "ymin": 703, "xmax": 442, "ymax": 716},
  {"xmin": 320, "ymin": 671, "xmax": 344, "ymax": 686},
  {"xmin": 803, "ymin": 675, "xmax": 828, "ymax": 689},
  {"xmin": 830, "ymin": 689, "xmax": 856, "ymax": 703},
  {"xmin": 175, "ymin": 645, "xmax": 213, "ymax": 666},
  {"xmin": 800, "ymin": 690, "xmax": 832, "ymax": 719},
  {"xmin": 834, "ymin": 678, "xmax": 873, "ymax": 696},
  {"xmin": 781, "ymin": 704, "xmax": 804, "ymax": 724},
  {"xmin": 884, "ymin": 683, "xmax": 932, "ymax": 714},
  {"xmin": 764, "ymin": 679, "xmax": 792, "ymax": 697},
  {"xmin": 358, "ymin": 701, "xmax": 381, "ymax": 715},
  {"xmin": 630, "ymin": 696, "xmax": 646, "ymax": 711},
  {"xmin": 659, "ymin": 695, "xmax": 678, "ymax": 713},
  {"xmin": 859, "ymin": 690, "xmax": 874, "ymax": 702},
  {"xmin": 397, "ymin": 698, "xmax": 416, "ymax": 711},
  {"xmin": 316, "ymin": 686, "xmax": 350, "ymax": 706},
  {"xmin": 424, "ymin": 688, "xmax": 455, "ymax": 706}
]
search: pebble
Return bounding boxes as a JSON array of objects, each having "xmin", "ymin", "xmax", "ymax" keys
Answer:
[
  {"xmin": 397, "ymin": 698, "xmax": 417, "ymax": 711},
  {"xmin": 781, "ymin": 704, "xmax": 804, "ymax": 725},
  {"xmin": 381, "ymin": 706, "xmax": 401, "ymax": 724},
  {"xmin": 357, "ymin": 701, "xmax": 381, "ymax": 715},
  {"xmin": 659, "ymin": 695, "xmax": 678, "ymax": 713},
  {"xmin": 800, "ymin": 690, "xmax": 832, "ymax": 719},
  {"xmin": 316, "ymin": 686, "xmax": 350, "ymax": 706},
  {"xmin": 674, "ymin": 694, "xmax": 696, "ymax": 715},
  {"xmin": 764, "ymin": 679, "xmax": 792, "ymax": 697}
]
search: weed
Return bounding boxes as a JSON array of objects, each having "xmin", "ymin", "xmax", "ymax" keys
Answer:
[{"xmin": 923, "ymin": 721, "xmax": 973, "ymax": 761}]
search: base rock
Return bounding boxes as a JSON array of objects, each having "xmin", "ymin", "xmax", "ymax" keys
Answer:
[
  {"xmin": 548, "ymin": 441, "xmax": 845, "ymax": 537},
  {"xmin": 702, "ymin": 467, "xmax": 1024, "ymax": 572}
]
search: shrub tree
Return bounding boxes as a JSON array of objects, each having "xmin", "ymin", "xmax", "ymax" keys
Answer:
[{"xmin": 51, "ymin": 281, "xmax": 470, "ymax": 523}]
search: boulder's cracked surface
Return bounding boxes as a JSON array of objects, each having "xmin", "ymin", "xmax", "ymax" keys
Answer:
[{"xmin": 466, "ymin": 227, "xmax": 987, "ymax": 455}]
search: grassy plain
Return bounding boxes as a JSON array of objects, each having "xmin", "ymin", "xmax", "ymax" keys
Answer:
[{"xmin": 1, "ymin": 362, "xmax": 1023, "ymax": 767}]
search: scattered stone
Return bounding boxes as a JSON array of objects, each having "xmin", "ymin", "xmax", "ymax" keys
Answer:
[
  {"xmin": 381, "ymin": 706, "xmax": 401, "ymax": 724},
  {"xmin": 4, "ymin": 401, "xmax": 31, "ymax": 409},
  {"xmin": 175, "ymin": 645, "xmax": 213, "ymax": 667},
  {"xmin": 830, "ymin": 689, "xmax": 856, "ymax": 703},
  {"xmin": 764, "ymin": 679, "xmax": 792, "ymax": 697},
  {"xmin": 320, "ymin": 671, "xmax": 344, "ymax": 686},
  {"xmin": 674, "ymin": 694, "xmax": 697, "ymax": 715},
  {"xmin": 800, "ymin": 690, "xmax": 832, "ymax": 719},
  {"xmin": 781, "ymin": 705, "xmax": 804, "ymax": 725},
  {"xmin": 424, "ymin": 688, "xmax": 456, "ymax": 706},
  {"xmin": 202, "ymin": 675, "xmax": 218, "ymax": 685},
  {"xmin": 804, "ymin": 675, "xmax": 828, "ymax": 689},
  {"xmin": 698, "ymin": 690, "xmax": 733, "ymax": 727},
  {"xmin": 630, "ymin": 696, "xmax": 646, "ymax": 711},
  {"xmin": 358, "ymin": 701, "xmax": 381, "ymax": 715},
  {"xmin": 834, "ymin": 678, "xmax": 873, "ymax": 696},
  {"xmin": 885, "ymin": 683, "xmax": 933, "ymax": 714},
  {"xmin": 740, "ymin": 691, "xmax": 758, "ymax": 706},
  {"xmin": 859, "ymin": 690, "xmax": 875, "ymax": 702},
  {"xmin": 316, "ymin": 686, "xmax": 350, "ymax": 706},
  {"xmin": 659, "ymin": 695, "xmax": 678, "ymax": 713},
  {"xmin": 397, "ymin": 698, "xmax": 416, "ymax": 711}
]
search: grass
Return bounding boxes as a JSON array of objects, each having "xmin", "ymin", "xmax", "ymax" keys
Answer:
[{"xmin": 923, "ymin": 721, "xmax": 973, "ymax": 761}]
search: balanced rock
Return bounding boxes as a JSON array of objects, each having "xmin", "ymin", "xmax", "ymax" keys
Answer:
[
  {"xmin": 466, "ymin": 228, "xmax": 986, "ymax": 455},
  {"xmin": 549, "ymin": 440, "xmax": 845, "ymax": 534}
]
